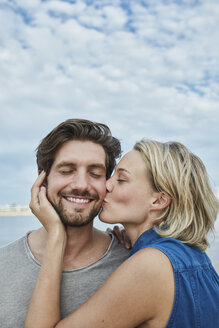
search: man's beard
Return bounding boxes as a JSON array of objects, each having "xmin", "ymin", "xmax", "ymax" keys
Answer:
[{"xmin": 50, "ymin": 191, "xmax": 100, "ymax": 227}]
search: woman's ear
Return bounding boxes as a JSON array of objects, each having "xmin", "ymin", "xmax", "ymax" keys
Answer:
[{"xmin": 151, "ymin": 192, "xmax": 171, "ymax": 211}]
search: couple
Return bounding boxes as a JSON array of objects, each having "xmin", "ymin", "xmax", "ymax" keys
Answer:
[{"xmin": 22, "ymin": 118, "xmax": 218, "ymax": 327}]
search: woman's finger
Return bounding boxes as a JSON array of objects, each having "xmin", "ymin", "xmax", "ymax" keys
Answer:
[
  {"xmin": 109, "ymin": 225, "xmax": 124, "ymax": 244},
  {"xmin": 30, "ymin": 171, "xmax": 46, "ymax": 213},
  {"xmin": 32, "ymin": 171, "xmax": 46, "ymax": 189},
  {"xmin": 38, "ymin": 186, "xmax": 48, "ymax": 206},
  {"xmin": 37, "ymin": 188, "xmax": 65, "ymax": 234},
  {"xmin": 114, "ymin": 225, "xmax": 123, "ymax": 243},
  {"xmin": 122, "ymin": 230, "xmax": 132, "ymax": 249}
]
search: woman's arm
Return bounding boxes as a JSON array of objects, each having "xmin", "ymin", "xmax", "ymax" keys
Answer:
[
  {"xmin": 54, "ymin": 248, "xmax": 174, "ymax": 328},
  {"xmin": 25, "ymin": 172, "xmax": 67, "ymax": 328},
  {"xmin": 25, "ymin": 230, "xmax": 66, "ymax": 328},
  {"xmin": 26, "ymin": 241, "xmax": 173, "ymax": 328}
]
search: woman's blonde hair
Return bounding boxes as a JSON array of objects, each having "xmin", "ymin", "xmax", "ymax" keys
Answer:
[{"xmin": 134, "ymin": 140, "xmax": 219, "ymax": 251}]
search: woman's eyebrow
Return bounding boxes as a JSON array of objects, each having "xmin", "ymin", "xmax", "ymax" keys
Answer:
[{"xmin": 117, "ymin": 168, "xmax": 131, "ymax": 175}]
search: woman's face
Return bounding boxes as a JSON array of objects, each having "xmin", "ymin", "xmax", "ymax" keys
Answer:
[{"xmin": 100, "ymin": 150, "xmax": 156, "ymax": 226}]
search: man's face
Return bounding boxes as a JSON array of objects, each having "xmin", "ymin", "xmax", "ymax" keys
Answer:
[{"xmin": 47, "ymin": 140, "xmax": 107, "ymax": 227}]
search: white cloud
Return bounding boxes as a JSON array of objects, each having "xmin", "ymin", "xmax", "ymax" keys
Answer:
[{"xmin": 0, "ymin": 0, "xmax": 219, "ymax": 204}]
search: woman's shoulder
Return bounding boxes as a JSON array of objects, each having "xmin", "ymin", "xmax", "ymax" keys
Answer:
[
  {"xmin": 128, "ymin": 246, "xmax": 173, "ymax": 275},
  {"xmin": 141, "ymin": 234, "xmax": 212, "ymax": 272}
]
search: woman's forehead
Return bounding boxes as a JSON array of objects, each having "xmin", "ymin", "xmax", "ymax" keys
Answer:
[{"xmin": 117, "ymin": 150, "xmax": 146, "ymax": 173}]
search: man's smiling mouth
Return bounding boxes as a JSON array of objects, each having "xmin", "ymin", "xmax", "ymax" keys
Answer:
[{"xmin": 65, "ymin": 197, "xmax": 91, "ymax": 204}]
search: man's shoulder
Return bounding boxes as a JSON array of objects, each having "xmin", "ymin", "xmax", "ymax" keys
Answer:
[
  {"xmin": 0, "ymin": 234, "xmax": 26, "ymax": 251},
  {"xmin": 0, "ymin": 233, "xmax": 28, "ymax": 264}
]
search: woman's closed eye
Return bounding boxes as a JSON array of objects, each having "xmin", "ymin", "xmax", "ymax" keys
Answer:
[{"xmin": 117, "ymin": 179, "xmax": 127, "ymax": 183}]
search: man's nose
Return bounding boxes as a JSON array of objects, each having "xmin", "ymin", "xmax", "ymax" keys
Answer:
[{"xmin": 70, "ymin": 171, "xmax": 89, "ymax": 191}]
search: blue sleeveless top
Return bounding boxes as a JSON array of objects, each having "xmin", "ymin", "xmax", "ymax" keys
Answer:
[{"xmin": 129, "ymin": 228, "xmax": 219, "ymax": 328}]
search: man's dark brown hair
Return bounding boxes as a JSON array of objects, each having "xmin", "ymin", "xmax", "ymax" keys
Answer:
[{"xmin": 36, "ymin": 118, "xmax": 121, "ymax": 179}]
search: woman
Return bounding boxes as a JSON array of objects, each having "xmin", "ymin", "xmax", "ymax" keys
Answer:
[{"xmin": 25, "ymin": 140, "xmax": 219, "ymax": 328}]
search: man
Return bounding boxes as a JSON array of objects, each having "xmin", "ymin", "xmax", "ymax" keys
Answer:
[{"xmin": 0, "ymin": 119, "xmax": 129, "ymax": 328}]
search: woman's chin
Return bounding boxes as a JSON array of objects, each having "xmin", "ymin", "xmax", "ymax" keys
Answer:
[
  {"xmin": 99, "ymin": 215, "xmax": 110, "ymax": 223},
  {"xmin": 99, "ymin": 213, "xmax": 117, "ymax": 224},
  {"xmin": 99, "ymin": 207, "xmax": 108, "ymax": 222}
]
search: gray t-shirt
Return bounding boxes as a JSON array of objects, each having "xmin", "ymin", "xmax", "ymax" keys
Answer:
[{"xmin": 0, "ymin": 232, "xmax": 129, "ymax": 328}]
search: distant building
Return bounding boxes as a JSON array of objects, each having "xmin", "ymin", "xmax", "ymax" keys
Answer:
[{"xmin": 0, "ymin": 204, "xmax": 32, "ymax": 215}]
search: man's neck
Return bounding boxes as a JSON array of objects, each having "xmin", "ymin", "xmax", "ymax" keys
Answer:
[
  {"xmin": 28, "ymin": 223, "xmax": 111, "ymax": 270},
  {"xmin": 63, "ymin": 225, "xmax": 111, "ymax": 270}
]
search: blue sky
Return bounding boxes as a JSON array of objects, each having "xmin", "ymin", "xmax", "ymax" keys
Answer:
[{"xmin": 0, "ymin": 0, "xmax": 219, "ymax": 205}]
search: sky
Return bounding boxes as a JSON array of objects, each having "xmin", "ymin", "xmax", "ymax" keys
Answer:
[{"xmin": 0, "ymin": 0, "xmax": 219, "ymax": 206}]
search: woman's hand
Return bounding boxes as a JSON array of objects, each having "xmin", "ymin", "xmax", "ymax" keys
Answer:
[
  {"xmin": 107, "ymin": 225, "xmax": 132, "ymax": 249},
  {"xmin": 30, "ymin": 171, "xmax": 65, "ymax": 236},
  {"xmin": 25, "ymin": 171, "xmax": 67, "ymax": 328}
]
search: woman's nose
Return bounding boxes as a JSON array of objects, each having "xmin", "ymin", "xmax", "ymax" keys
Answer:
[{"xmin": 106, "ymin": 178, "xmax": 113, "ymax": 193}]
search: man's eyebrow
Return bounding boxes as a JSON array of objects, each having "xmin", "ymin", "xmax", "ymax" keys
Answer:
[
  {"xmin": 55, "ymin": 162, "xmax": 106, "ymax": 171},
  {"xmin": 88, "ymin": 164, "xmax": 106, "ymax": 171},
  {"xmin": 55, "ymin": 162, "xmax": 76, "ymax": 169}
]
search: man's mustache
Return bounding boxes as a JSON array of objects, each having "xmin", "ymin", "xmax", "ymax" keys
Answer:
[{"xmin": 58, "ymin": 189, "xmax": 99, "ymax": 200}]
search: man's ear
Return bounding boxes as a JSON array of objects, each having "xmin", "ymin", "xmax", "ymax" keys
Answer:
[{"xmin": 151, "ymin": 192, "xmax": 171, "ymax": 211}]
